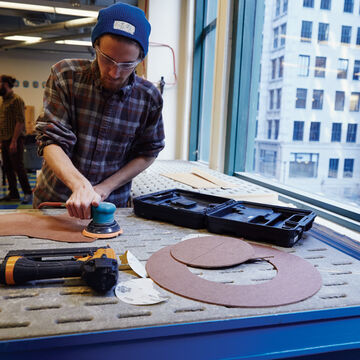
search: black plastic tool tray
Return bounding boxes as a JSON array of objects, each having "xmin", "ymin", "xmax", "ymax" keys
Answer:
[{"xmin": 133, "ymin": 189, "xmax": 316, "ymax": 247}]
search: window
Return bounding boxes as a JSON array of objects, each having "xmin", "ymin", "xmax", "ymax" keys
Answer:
[
  {"xmin": 279, "ymin": 56, "xmax": 284, "ymax": 78},
  {"xmin": 343, "ymin": 0, "xmax": 354, "ymax": 13},
  {"xmin": 346, "ymin": 124, "xmax": 357, "ymax": 142},
  {"xmin": 337, "ymin": 58, "xmax": 348, "ymax": 79},
  {"xmin": 350, "ymin": 92, "xmax": 360, "ymax": 111},
  {"xmin": 259, "ymin": 150, "xmax": 277, "ymax": 177},
  {"xmin": 335, "ymin": 91, "xmax": 345, "ymax": 111},
  {"xmin": 303, "ymin": 0, "xmax": 314, "ymax": 7},
  {"xmin": 309, "ymin": 122, "xmax": 321, "ymax": 141},
  {"xmin": 312, "ymin": 90, "xmax": 324, "ymax": 110},
  {"xmin": 318, "ymin": 23, "xmax": 329, "ymax": 42},
  {"xmin": 328, "ymin": 159, "xmax": 339, "ymax": 178},
  {"xmin": 357, "ymin": 27, "xmax": 360, "ymax": 46},
  {"xmin": 269, "ymin": 89, "xmax": 275, "ymax": 110},
  {"xmin": 289, "ymin": 153, "xmax": 319, "ymax": 178},
  {"xmin": 271, "ymin": 59, "xmax": 277, "ymax": 79},
  {"xmin": 267, "ymin": 120, "xmax": 272, "ymax": 139},
  {"xmin": 320, "ymin": 0, "xmax": 331, "ymax": 10},
  {"xmin": 296, "ymin": 88, "xmax": 307, "ymax": 108},
  {"xmin": 341, "ymin": 25, "xmax": 352, "ymax": 44},
  {"xmin": 276, "ymin": 88, "xmax": 282, "ymax": 109},
  {"xmin": 343, "ymin": 159, "xmax": 354, "ymax": 178},
  {"xmin": 273, "ymin": 27, "xmax": 279, "ymax": 49},
  {"xmin": 331, "ymin": 123, "xmax": 342, "ymax": 142},
  {"xmin": 275, "ymin": 0, "xmax": 280, "ymax": 16},
  {"xmin": 353, "ymin": 60, "xmax": 360, "ymax": 80},
  {"xmin": 314, "ymin": 57, "xmax": 326, "ymax": 77},
  {"xmin": 301, "ymin": 21, "xmax": 312, "ymax": 42},
  {"xmin": 283, "ymin": 0, "xmax": 288, "ymax": 13},
  {"xmin": 298, "ymin": 55, "xmax": 310, "ymax": 76},
  {"xmin": 293, "ymin": 121, "xmax": 304, "ymax": 141},
  {"xmin": 280, "ymin": 23, "xmax": 287, "ymax": 46},
  {"xmin": 274, "ymin": 119, "xmax": 280, "ymax": 140}
]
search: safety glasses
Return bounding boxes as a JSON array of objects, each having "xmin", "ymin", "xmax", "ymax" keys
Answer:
[{"xmin": 95, "ymin": 46, "xmax": 141, "ymax": 71}]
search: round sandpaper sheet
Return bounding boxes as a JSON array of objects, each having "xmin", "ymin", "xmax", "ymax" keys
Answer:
[
  {"xmin": 170, "ymin": 235, "xmax": 255, "ymax": 268},
  {"xmin": 146, "ymin": 237, "xmax": 322, "ymax": 307}
]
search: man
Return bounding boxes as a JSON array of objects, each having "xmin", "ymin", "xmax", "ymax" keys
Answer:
[
  {"xmin": 0, "ymin": 75, "xmax": 32, "ymax": 204},
  {"xmin": 34, "ymin": 2, "xmax": 165, "ymax": 219}
]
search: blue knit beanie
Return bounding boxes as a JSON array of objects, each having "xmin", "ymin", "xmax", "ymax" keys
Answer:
[{"xmin": 91, "ymin": 2, "xmax": 151, "ymax": 57}]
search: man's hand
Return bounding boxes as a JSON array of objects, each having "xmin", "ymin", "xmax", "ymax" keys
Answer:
[
  {"xmin": 9, "ymin": 139, "xmax": 17, "ymax": 154},
  {"xmin": 66, "ymin": 184, "xmax": 102, "ymax": 219}
]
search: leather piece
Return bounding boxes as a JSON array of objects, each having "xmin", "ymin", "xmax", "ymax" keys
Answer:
[{"xmin": 0, "ymin": 212, "xmax": 95, "ymax": 243}]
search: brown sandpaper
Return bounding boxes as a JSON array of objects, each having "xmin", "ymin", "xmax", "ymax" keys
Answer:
[
  {"xmin": 146, "ymin": 236, "xmax": 322, "ymax": 307},
  {"xmin": 170, "ymin": 236, "xmax": 255, "ymax": 268},
  {"xmin": 0, "ymin": 212, "xmax": 95, "ymax": 243}
]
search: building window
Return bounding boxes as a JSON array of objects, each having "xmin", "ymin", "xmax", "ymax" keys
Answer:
[
  {"xmin": 341, "ymin": 25, "xmax": 352, "ymax": 44},
  {"xmin": 309, "ymin": 122, "xmax": 321, "ymax": 141},
  {"xmin": 276, "ymin": 88, "xmax": 282, "ymax": 109},
  {"xmin": 343, "ymin": 0, "xmax": 354, "ymax": 13},
  {"xmin": 267, "ymin": 120, "xmax": 272, "ymax": 139},
  {"xmin": 314, "ymin": 57, "xmax": 326, "ymax": 77},
  {"xmin": 337, "ymin": 58, "xmax": 348, "ymax": 78},
  {"xmin": 296, "ymin": 88, "xmax": 307, "ymax": 108},
  {"xmin": 353, "ymin": 60, "xmax": 360, "ymax": 80},
  {"xmin": 318, "ymin": 23, "xmax": 329, "ymax": 42},
  {"xmin": 275, "ymin": 0, "xmax": 280, "ymax": 16},
  {"xmin": 346, "ymin": 123, "xmax": 357, "ymax": 142},
  {"xmin": 274, "ymin": 119, "xmax": 279, "ymax": 140},
  {"xmin": 301, "ymin": 21, "xmax": 312, "ymax": 42},
  {"xmin": 335, "ymin": 91, "xmax": 345, "ymax": 111},
  {"xmin": 303, "ymin": 0, "xmax": 314, "ymax": 7},
  {"xmin": 320, "ymin": 0, "xmax": 331, "ymax": 10},
  {"xmin": 289, "ymin": 153, "xmax": 319, "ymax": 178},
  {"xmin": 260, "ymin": 150, "xmax": 277, "ymax": 177},
  {"xmin": 273, "ymin": 27, "xmax": 279, "ymax": 49},
  {"xmin": 357, "ymin": 27, "xmax": 360, "ymax": 46},
  {"xmin": 343, "ymin": 159, "xmax": 354, "ymax": 178},
  {"xmin": 331, "ymin": 123, "xmax": 342, "ymax": 142},
  {"xmin": 350, "ymin": 92, "xmax": 360, "ymax": 111},
  {"xmin": 328, "ymin": 159, "xmax": 339, "ymax": 178},
  {"xmin": 269, "ymin": 89, "xmax": 274, "ymax": 110},
  {"xmin": 298, "ymin": 55, "xmax": 310, "ymax": 76},
  {"xmin": 293, "ymin": 121, "xmax": 304, "ymax": 141},
  {"xmin": 278, "ymin": 56, "xmax": 284, "ymax": 78},
  {"xmin": 280, "ymin": 23, "xmax": 287, "ymax": 46},
  {"xmin": 312, "ymin": 90, "xmax": 324, "ymax": 110},
  {"xmin": 283, "ymin": 0, "xmax": 288, "ymax": 13},
  {"xmin": 271, "ymin": 59, "xmax": 277, "ymax": 79}
]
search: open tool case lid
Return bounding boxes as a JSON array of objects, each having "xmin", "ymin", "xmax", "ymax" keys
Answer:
[{"xmin": 133, "ymin": 189, "xmax": 316, "ymax": 247}]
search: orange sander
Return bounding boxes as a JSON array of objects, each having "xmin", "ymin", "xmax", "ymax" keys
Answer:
[{"xmin": 82, "ymin": 202, "xmax": 123, "ymax": 239}]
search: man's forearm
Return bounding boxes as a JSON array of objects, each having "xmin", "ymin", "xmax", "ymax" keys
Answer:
[
  {"xmin": 11, "ymin": 122, "xmax": 24, "ymax": 143},
  {"xmin": 94, "ymin": 156, "xmax": 155, "ymax": 199},
  {"xmin": 43, "ymin": 144, "xmax": 91, "ymax": 192}
]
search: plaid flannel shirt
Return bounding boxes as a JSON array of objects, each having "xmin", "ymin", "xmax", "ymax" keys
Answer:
[{"xmin": 33, "ymin": 59, "xmax": 165, "ymax": 208}]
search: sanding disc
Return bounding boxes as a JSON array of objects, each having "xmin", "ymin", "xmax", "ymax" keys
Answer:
[
  {"xmin": 146, "ymin": 238, "xmax": 322, "ymax": 307},
  {"xmin": 170, "ymin": 235, "xmax": 255, "ymax": 268}
]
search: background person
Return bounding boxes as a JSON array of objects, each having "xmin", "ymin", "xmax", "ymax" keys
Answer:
[{"xmin": 0, "ymin": 75, "xmax": 32, "ymax": 204}]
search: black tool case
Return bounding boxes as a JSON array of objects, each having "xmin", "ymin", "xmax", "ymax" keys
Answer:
[{"xmin": 133, "ymin": 189, "xmax": 316, "ymax": 247}]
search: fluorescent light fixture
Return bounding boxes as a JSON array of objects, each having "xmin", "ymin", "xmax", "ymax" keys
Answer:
[
  {"xmin": 0, "ymin": 1, "xmax": 55, "ymax": 13},
  {"xmin": 54, "ymin": 8, "xmax": 98, "ymax": 18},
  {"xmin": 55, "ymin": 40, "xmax": 92, "ymax": 46},
  {"xmin": 4, "ymin": 35, "xmax": 42, "ymax": 43},
  {"xmin": 0, "ymin": 1, "xmax": 98, "ymax": 17}
]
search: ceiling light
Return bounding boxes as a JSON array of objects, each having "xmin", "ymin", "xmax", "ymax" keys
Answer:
[
  {"xmin": 0, "ymin": 1, "xmax": 98, "ymax": 18},
  {"xmin": 55, "ymin": 39, "xmax": 92, "ymax": 46},
  {"xmin": 4, "ymin": 35, "xmax": 42, "ymax": 43}
]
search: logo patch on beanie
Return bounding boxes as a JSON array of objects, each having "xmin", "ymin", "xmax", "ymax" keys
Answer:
[{"xmin": 113, "ymin": 21, "xmax": 135, "ymax": 35}]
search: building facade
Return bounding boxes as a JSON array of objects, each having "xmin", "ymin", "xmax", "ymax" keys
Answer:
[{"xmin": 255, "ymin": 0, "xmax": 360, "ymax": 205}]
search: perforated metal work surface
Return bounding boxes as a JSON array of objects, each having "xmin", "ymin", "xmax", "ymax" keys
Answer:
[
  {"xmin": 0, "ymin": 160, "xmax": 359, "ymax": 342},
  {"xmin": 0, "ymin": 208, "xmax": 360, "ymax": 341}
]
